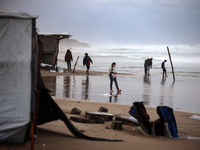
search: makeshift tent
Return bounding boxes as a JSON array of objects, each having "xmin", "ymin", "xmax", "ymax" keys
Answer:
[
  {"xmin": 0, "ymin": 9, "xmax": 39, "ymax": 143},
  {"xmin": 38, "ymin": 33, "xmax": 71, "ymax": 69}
]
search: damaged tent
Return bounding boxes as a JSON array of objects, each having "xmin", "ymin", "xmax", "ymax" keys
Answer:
[
  {"xmin": 38, "ymin": 32, "xmax": 71, "ymax": 69},
  {"xmin": 0, "ymin": 9, "xmax": 122, "ymax": 147},
  {"xmin": 0, "ymin": 9, "xmax": 39, "ymax": 143}
]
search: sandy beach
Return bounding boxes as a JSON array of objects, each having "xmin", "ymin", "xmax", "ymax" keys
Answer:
[{"xmin": 1, "ymin": 69, "xmax": 200, "ymax": 150}]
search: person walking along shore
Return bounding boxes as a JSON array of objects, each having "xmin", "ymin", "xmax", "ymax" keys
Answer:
[
  {"xmin": 83, "ymin": 53, "xmax": 93, "ymax": 74},
  {"xmin": 161, "ymin": 60, "xmax": 168, "ymax": 78},
  {"xmin": 108, "ymin": 62, "xmax": 121, "ymax": 94}
]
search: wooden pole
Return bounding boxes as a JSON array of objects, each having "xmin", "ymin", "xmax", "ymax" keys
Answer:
[
  {"xmin": 167, "ymin": 46, "xmax": 175, "ymax": 82},
  {"xmin": 30, "ymin": 113, "xmax": 35, "ymax": 150},
  {"xmin": 73, "ymin": 56, "xmax": 79, "ymax": 73}
]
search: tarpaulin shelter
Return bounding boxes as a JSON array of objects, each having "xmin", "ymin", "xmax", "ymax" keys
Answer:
[
  {"xmin": 38, "ymin": 33, "xmax": 71, "ymax": 69},
  {"xmin": 0, "ymin": 9, "xmax": 39, "ymax": 144}
]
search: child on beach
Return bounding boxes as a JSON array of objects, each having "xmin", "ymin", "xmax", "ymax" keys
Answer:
[
  {"xmin": 65, "ymin": 49, "xmax": 73, "ymax": 70},
  {"xmin": 161, "ymin": 60, "xmax": 167, "ymax": 78},
  {"xmin": 108, "ymin": 62, "xmax": 121, "ymax": 93},
  {"xmin": 83, "ymin": 53, "xmax": 93, "ymax": 74}
]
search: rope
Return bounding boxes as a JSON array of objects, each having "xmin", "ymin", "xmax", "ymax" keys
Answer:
[
  {"xmin": 152, "ymin": 63, "xmax": 161, "ymax": 67},
  {"xmin": 76, "ymin": 64, "xmax": 86, "ymax": 69},
  {"xmin": 70, "ymin": 61, "xmax": 162, "ymax": 77}
]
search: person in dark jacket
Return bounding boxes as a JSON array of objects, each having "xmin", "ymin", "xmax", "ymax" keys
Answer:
[
  {"xmin": 144, "ymin": 58, "xmax": 149, "ymax": 75},
  {"xmin": 147, "ymin": 58, "xmax": 153, "ymax": 75},
  {"xmin": 83, "ymin": 53, "xmax": 93, "ymax": 74},
  {"xmin": 65, "ymin": 49, "xmax": 73, "ymax": 70},
  {"xmin": 161, "ymin": 60, "xmax": 167, "ymax": 78}
]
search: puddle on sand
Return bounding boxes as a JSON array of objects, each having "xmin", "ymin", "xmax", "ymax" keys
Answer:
[
  {"xmin": 42, "ymin": 75, "xmax": 200, "ymax": 114},
  {"xmin": 42, "ymin": 75, "xmax": 122, "ymax": 103}
]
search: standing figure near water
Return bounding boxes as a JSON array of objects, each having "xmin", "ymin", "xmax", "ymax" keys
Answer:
[
  {"xmin": 108, "ymin": 62, "xmax": 121, "ymax": 93},
  {"xmin": 65, "ymin": 49, "xmax": 73, "ymax": 70},
  {"xmin": 83, "ymin": 53, "xmax": 93, "ymax": 74},
  {"xmin": 161, "ymin": 60, "xmax": 168, "ymax": 78},
  {"xmin": 147, "ymin": 58, "xmax": 153, "ymax": 75},
  {"xmin": 144, "ymin": 58, "xmax": 149, "ymax": 75}
]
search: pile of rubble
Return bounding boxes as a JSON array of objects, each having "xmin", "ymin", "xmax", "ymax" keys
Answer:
[{"xmin": 69, "ymin": 106, "xmax": 138, "ymax": 130}]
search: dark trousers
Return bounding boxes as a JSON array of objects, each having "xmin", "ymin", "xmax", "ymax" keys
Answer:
[
  {"xmin": 162, "ymin": 68, "xmax": 167, "ymax": 76},
  {"xmin": 109, "ymin": 75, "xmax": 119, "ymax": 90},
  {"xmin": 144, "ymin": 66, "xmax": 147, "ymax": 75},
  {"xmin": 86, "ymin": 64, "xmax": 90, "ymax": 71},
  {"xmin": 67, "ymin": 61, "xmax": 71, "ymax": 70}
]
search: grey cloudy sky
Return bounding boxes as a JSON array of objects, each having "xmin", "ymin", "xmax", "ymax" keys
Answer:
[{"xmin": 1, "ymin": 0, "xmax": 200, "ymax": 45}]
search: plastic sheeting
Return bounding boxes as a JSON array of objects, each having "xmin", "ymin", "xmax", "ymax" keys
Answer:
[{"xmin": 0, "ymin": 14, "xmax": 32, "ymax": 143}]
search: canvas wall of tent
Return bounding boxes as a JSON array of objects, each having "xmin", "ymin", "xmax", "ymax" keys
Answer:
[{"xmin": 0, "ymin": 9, "xmax": 39, "ymax": 143}]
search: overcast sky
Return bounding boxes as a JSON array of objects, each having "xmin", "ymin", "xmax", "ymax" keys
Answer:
[{"xmin": 1, "ymin": 0, "xmax": 200, "ymax": 46}]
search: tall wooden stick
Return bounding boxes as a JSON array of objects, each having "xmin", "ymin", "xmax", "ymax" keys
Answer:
[
  {"xmin": 73, "ymin": 56, "xmax": 79, "ymax": 73},
  {"xmin": 167, "ymin": 47, "xmax": 175, "ymax": 82},
  {"xmin": 30, "ymin": 113, "xmax": 35, "ymax": 150}
]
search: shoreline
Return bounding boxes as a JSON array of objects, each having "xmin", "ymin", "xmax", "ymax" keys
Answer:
[{"xmin": 41, "ymin": 67, "xmax": 200, "ymax": 79}]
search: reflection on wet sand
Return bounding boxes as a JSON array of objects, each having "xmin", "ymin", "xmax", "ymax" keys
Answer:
[
  {"xmin": 160, "ymin": 77, "xmax": 174, "ymax": 107},
  {"xmin": 160, "ymin": 77, "xmax": 166, "ymax": 106},
  {"xmin": 82, "ymin": 76, "xmax": 89, "ymax": 100},
  {"xmin": 143, "ymin": 75, "xmax": 151, "ymax": 105},
  {"xmin": 109, "ymin": 92, "xmax": 118, "ymax": 103},
  {"xmin": 42, "ymin": 75, "xmax": 200, "ymax": 114},
  {"xmin": 63, "ymin": 76, "xmax": 70, "ymax": 98},
  {"xmin": 42, "ymin": 76, "xmax": 90, "ymax": 101}
]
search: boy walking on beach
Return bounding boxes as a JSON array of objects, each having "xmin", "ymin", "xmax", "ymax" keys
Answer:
[
  {"xmin": 83, "ymin": 53, "xmax": 93, "ymax": 74},
  {"xmin": 161, "ymin": 60, "xmax": 167, "ymax": 78},
  {"xmin": 108, "ymin": 62, "xmax": 121, "ymax": 94}
]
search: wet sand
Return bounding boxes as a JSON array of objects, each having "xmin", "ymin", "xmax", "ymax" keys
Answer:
[
  {"xmin": 42, "ymin": 69, "xmax": 200, "ymax": 114},
  {"xmin": 1, "ymin": 69, "xmax": 200, "ymax": 150}
]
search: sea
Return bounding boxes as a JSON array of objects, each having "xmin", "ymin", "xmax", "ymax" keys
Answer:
[
  {"xmin": 43, "ymin": 45, "xmax": 200, "ymax": 114},
  {"xmin": 58, "ymin": 45, "xmax": 200, "ymax": 78}
]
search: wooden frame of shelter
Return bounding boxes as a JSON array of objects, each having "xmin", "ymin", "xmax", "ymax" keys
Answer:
[{"xmin": 38, "ymin": 33, "xmax": 71, "ymax": 69}]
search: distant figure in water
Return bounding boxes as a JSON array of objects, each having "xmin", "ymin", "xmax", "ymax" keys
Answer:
[
  {"xmin": 83, "ymin": 53, "xmax": 93, "ymax": 74},
  {"xmin": 65, "ymin": 49, "xmax": 73, "ymax": 70},
  {"xmin": 108, "ymin": 62, "xmax": 121, "ymax": 93},
  {"xmin": 147, "ymin": 58, "xmax": 153, "ymax": 75},
  {"xmin": 144, "ymin": 58, "xmax": 149, "ymax": 75},
  {"xmin": 144, "ymin": 58, "xmax": 153, "ymax": 75},
  {"xmin": 161, "ymin": 60, "xmax": 168, "ymax": 78}
]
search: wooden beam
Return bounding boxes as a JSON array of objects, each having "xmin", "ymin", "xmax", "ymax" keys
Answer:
[
  {"xmin": 167, "ymin": 46, "xmax": 175, "ymax": 82},
  {"xmin": 73, "ymin": 56, "xmax": 79, "ymax": 73}
]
